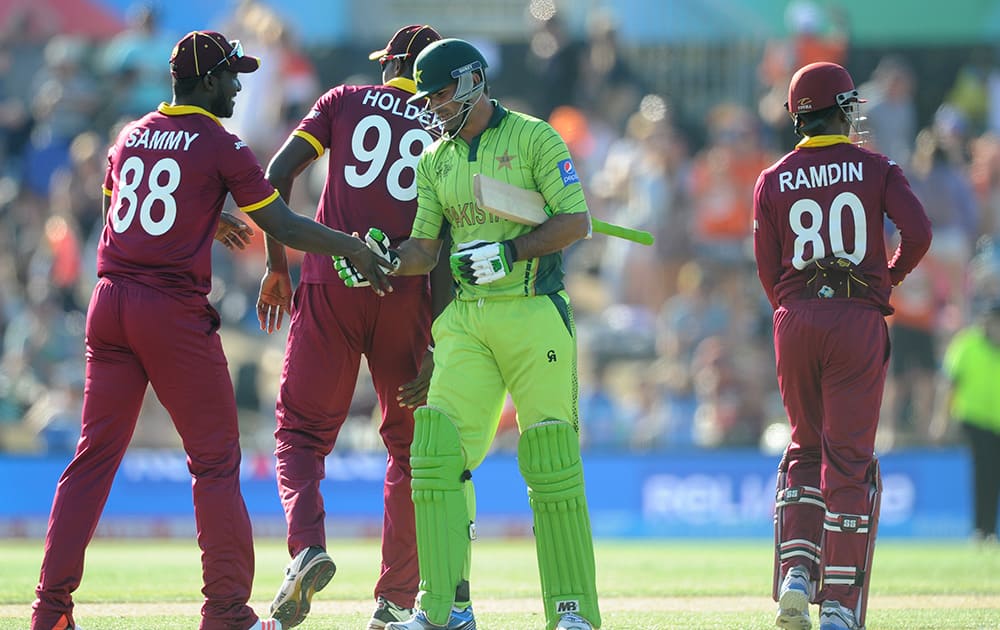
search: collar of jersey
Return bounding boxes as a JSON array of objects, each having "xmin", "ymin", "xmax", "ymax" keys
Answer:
[
  {"xmin": 485, "ymin": 99, "xmax": 507, "ymax": 129},
  {"xmin": 385, "ymin": 77, "xmax": 417, "ymax": 93},
  {"xmin": 796, "ymin": 134, "xmax": 852, "ymax": 149},
  {"xmin": 158, "ymin": 102, "xmax": 223, "ymax": 126}
]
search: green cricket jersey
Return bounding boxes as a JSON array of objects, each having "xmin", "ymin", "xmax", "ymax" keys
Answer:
[
  {"xmin": 943, "ymin": 326, "xmax": 1000, "ymax": 433},
  {"xmin": 410, "ymin": 101, "xmax": 589, "ymax": 300}
]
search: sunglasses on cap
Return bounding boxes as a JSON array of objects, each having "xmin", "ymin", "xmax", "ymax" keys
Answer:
[
  {"xmin": 208, "ymin": 39, "xmax": 245, "ymax": 75},
  {"xmin": 378, "ymin": 52, "xmax": 410, "ymax": 68}
]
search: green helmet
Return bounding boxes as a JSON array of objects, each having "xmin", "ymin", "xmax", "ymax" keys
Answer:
[{"xmin": 408, "ymin": 38, "xmax": 488, "ymax": 104}]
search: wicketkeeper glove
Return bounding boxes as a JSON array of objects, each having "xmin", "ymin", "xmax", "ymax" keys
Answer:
[
  {"xmin": 807, "ymin": 256, "xmax": 870, "ymax": 298},
  {"xmin": 450, "ymin": 239, "xmax": 518, "ymax": 285},
  {"xmin": 365, "ymin": 228, "xmax": 401, "ymax": 272}
]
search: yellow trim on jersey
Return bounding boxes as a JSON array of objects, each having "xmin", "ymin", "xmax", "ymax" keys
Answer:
[
  {"xmin": 796, "ymin": 134, "xmax": 853, "ymax": 149},
  {"xmin": 293, "ymin": 129, "xmax": 324, "ymax": 158},
  {"xmin": 385, "ymin": 76, "xmax": 417, "ymax": 94},
  {"xmin": 240, "ymin": 189, "xmax": 280, "ymax": 213},
  {"xmin": 102, "ymin": 186, "xmax": 112, "ymax": 197},
  {"xmin": 157, "ymin": 102, "xmax": 224, "ymax": 126}
]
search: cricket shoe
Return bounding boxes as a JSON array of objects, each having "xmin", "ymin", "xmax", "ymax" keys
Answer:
[
  {"xmin": 385, "ymin": 606, "xmax": 476, "ymax": 629},
  {"xmin": 249, "ymin": 620, "xmax": 283, "ymax": 630},
  {"xmin": 818, "ymin": 601, "xmax": 858, "ymax": 630},
  {"xmin": 555, "ymin": 612, "xmax": 595, "ymax": 629},
  {"xmin": 775, "ymin": 565, "xmax": 812, "ymax": 629},
  {"xmin": 269, "ymin": 545, "xmax": 337, "ymax": 628},
  {"xmin": 368, "ymin": 595, "xmax": 415, "ymax": 629}
]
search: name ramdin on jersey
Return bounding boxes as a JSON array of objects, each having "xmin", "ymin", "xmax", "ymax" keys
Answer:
[
  {"xmin": 124, "ymin": 127, "xmax": 200, "ymax": 151},
  {"xmin": 361, "ymin": 89, "xmax": 437, "ymax": 127},
  {"xmin": 778, "ymin": 161, "xmax": 863, "ymax": 192}
]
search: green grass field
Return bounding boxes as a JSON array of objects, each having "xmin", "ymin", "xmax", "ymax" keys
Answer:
[{"xmin": 1, "ymin": 538, "xmax": 999, "ymax": 629}]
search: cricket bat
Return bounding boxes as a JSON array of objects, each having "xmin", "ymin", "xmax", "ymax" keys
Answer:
[{"xmin": 473, "ymin": 173, "xmax": 655, "ymax": 246}]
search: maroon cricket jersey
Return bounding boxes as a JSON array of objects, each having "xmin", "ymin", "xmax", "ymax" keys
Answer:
[
  {"xmin": 291, "ymin": 79, "xmax": 436, "ymax": 285},
  {"xmin": 99, "ymin": 103, "xmax": 278, "ymax": 297},
  {"xmin": 753, "ymin": 136, "xmax": 932, "ymax": 314}
]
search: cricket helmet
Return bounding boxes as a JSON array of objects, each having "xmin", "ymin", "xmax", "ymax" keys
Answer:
[
  {"xmin": 786, "ymin": 61, "xmax": 862, "ymax": 115},
  {"xmin": 408, "ymin": 38, "xmax": 488, "ymax": 104}
]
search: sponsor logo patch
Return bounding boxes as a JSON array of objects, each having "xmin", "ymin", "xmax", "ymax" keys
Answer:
[
  {"xmin": 558, "ymin": 159, "xmax": 579, "ymax": 186},
  {"xmin": 556, "ymin": 600, "xmax": 580, "ymax": 613}
]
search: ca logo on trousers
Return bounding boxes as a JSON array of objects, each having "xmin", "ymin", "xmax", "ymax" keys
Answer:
[{"xmin": 556, "ymin": 600, "xmax": 579, "ymax": 613}]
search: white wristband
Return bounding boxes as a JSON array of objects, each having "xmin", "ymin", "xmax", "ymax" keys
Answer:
[{"xmin": 427, "ymin": 344, "xmax": 435, "ymax": 353}]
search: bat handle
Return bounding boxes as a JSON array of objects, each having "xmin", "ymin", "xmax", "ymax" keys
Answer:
[{"xmin": 591, "ymin": 218, "xmax": 655, "ymax": 246}]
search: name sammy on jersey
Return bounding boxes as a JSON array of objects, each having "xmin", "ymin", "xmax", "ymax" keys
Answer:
[
  {"xmin": 362, "ymin": 89, "xmax": 437, "ymax": 127},
  {"xmin": 778, "ymin": 161, "xmax": 863, "ymax": 192},
  {"xmin": 124, "ymin": 128, "xmax": 199, "ymax": 151}
]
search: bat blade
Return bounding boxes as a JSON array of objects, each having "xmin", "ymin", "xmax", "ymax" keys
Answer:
[
  {"xmin": 473, "ymin": 173, "xmax": 548, "ymax": 225},
  {"xmin": 473, "ymin": 173, "xmax": 654, "ymax": 245}
]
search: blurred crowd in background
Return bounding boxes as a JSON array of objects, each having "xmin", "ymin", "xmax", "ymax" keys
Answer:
[{"xmin": 3, "ymin": 0, "xmax": 1000, "ymax": 457}]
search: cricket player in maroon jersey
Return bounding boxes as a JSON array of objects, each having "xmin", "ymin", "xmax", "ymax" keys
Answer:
[
  {"xmin": 255, "ymin": 25, "xmax": 452, "ymax": 630},
  {"xmin": 753, "ymin": 62, "xmax": 932, "ymax": 630},
  {"xmin": 30, "ymin": 31, "xmax": 390, "ymax": 630}
]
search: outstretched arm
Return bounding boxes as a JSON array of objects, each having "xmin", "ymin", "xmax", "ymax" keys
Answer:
[{"xmin": 257, "ymin": 135, "xmax": 321, "ymax": 332}]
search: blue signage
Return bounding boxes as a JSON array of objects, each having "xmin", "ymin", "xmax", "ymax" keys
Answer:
[{"xmin": 0, "ymin": 449, "xmax": 974, "ymax": 539}]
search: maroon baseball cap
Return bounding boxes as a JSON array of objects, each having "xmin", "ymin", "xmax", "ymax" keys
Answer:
[
  {"xmin": 368, "ymin": 24, "xmax": 441, "ymax": 62},
  {"xmin": 170, "ymin": 31, "xmax": 260, "ymax": 79}
]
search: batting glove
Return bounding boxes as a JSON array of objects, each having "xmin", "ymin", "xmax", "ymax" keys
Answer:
[
  {"xmin": 365, "ymin": 228, "xmax": 401, "ymax": 272},
  {"xmin": 450, "ymin": 239, "xmax": 518, "ymax": 285},
  {"xmin": 332, "ymin": 255, "xmax": 370, "ymax": 287}
]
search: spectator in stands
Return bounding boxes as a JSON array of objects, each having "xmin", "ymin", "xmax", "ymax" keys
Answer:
[
  {"xmin": 858, "ymin": 55, "xmax": 917, "ymax": 166},
  {"xmin": 908, "ymin": 126, "xmax": 980, "ymax": 325},
  {"xmin": 757, "ymin": 0, "xmax": 850, "ymax": 147},
  {"xmin": 592, "ymin": 97, "xmax": 691, "ymax": 310},
  {"xmin": 98, "ymin": 2, "xmax": 175, "ymax": 123},
  {"xmin": 22, "ymin": 36, "xmax": 102, "ymax": 200},
  {"xmin": 524, "ymin": 12, "xmax": 581, "ymax": 120},
  {"xmin": 881, "ymin": 260, "xmax": 949, "ymax": 449},
  {"xmin": 969, "ymin": 131, "xmax": 1000, "ymax": 238},
  {"xmin": 687, "ymin": 103, "xmax": 776, "ymax": 268},
  {"xmin": 575, "ymin": 8, "xmax": 644, "ymax": 134}
]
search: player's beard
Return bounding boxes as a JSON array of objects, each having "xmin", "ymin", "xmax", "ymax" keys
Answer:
[{"xmin": 210, "ymin": 91, "xmax": 234, "ymax": 118}]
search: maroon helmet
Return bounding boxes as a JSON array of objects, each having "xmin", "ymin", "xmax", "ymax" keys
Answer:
[{"xmin": 786, "ymin": 62, "xmax": 862, "ymax": 115}]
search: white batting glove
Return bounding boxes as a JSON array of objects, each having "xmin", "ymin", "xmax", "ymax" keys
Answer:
[
  {"xmin": 450, "ymin": 239, "xmax": 517, "ymax": 285},
  {"xmin": 332, "ymin": 255, "xmax": 370, "ymax": 287},
  {"xmin": 365, "ymin": 228, "xmax": 401, "ymax": 272}
]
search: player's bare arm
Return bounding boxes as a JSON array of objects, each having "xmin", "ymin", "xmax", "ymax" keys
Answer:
[
  {"xmin": 257, "ymin": 136, "xmax": 321, "ymax": 332},
  {"xmin": 392, "ymin": 236, "xmax": 443, "ymax": 276},
  {"xmin": 509, "ymin": 211, "xmax": 590, "ymax": 259},
  {"xmin": 397, "ymin": 240, "xmax": 453, "ymax": 408}
]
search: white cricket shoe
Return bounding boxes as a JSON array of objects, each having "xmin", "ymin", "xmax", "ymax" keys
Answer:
[
  {"xmin": 385, "ymin": 606, "xmax": 476, "ymax": 629},
  {"xmin": 269, "ymin": 545, "xmax": 337, "ymax": 628},
  {"xmin": 555, "ymin": 612, "xmax": 594, "ymax": 629},
  {"xmin": 818, "ymin": 600, "xmax": 858, "ymax": 630},
  {"xmin": 368, "ymin": 595, "xmax": 416, "ymax": 629},
  {"xmin": 775, "ymin": 565, "xmax": 812, "ymax": 630}
]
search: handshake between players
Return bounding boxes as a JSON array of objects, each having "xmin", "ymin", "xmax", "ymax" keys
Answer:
[
  {"xmin": 335, "ymin": 227, "xmax": 516, "ymax": 288},
  {"xmin": 333, "ymin": 228, "xmax": 400, "ymax": 288}
]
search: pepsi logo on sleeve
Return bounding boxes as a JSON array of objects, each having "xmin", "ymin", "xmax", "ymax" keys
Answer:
[{"xmin": 558, "ymin": 159, "xmax": 579, "ymax": 186}]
